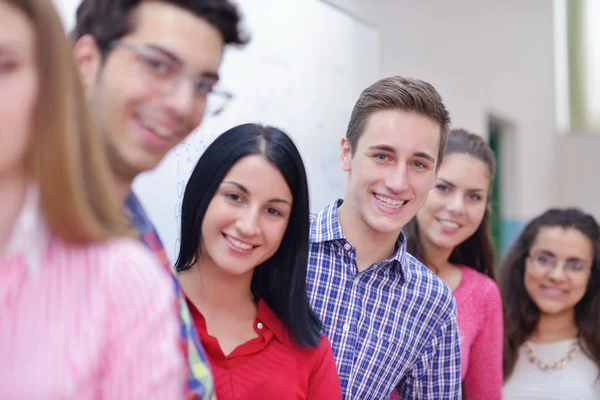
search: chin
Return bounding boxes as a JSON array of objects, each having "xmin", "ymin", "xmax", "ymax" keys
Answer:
[
  {"xmin": 369, "ymin": 217, "xmax": 408, "ymax": 235},
  {"xmin": 535, "ymin": 302, "xmax": 568, "ymax": 316},
  {"xmin": 219, "ymin": 264, "xmax": 255, "ymax": 277}
]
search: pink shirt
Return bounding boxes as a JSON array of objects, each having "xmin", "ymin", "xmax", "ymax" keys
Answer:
[
  {"xmin": 390, "ymin": 265, "xmax": 503, "ymax": 400},
  {"xmin": 0, "ymin": 188, "xmax": 185, "ymax": 399},
  {"xmin": 454, "ymin": 265, "xmax": 503, "ymax": 399}
]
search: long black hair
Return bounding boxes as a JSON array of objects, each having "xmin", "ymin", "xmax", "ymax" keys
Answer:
[
  {"xmin": 500, "ymin": 208, "xmax": 600, "ymax": 379},
  {"xmin": 175, "ymin": 123, "xmax": 321, "ymax": 348}
]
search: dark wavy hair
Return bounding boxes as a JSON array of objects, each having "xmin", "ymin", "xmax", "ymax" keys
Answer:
[
  {"xmin": 500, "ymin": 208, "xmax": 600, "ymax": 378},
  {"xmin": 404, "ymin": 128, "xmax": 497, "ymax": 279},
  {"xmin": 175, "ymin": 123, "xmax": 321, "ymax": 348}
]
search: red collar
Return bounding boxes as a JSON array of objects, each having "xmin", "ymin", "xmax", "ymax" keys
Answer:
[{"xmin": 184, "ymin": 293, "xmax": 288, "ymax": 344}]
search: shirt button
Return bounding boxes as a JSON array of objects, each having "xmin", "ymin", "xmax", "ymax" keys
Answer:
[
  {"xmin": 342, "ymin": 323, "xmax": 350, "ymax": 332},
  {"xmin": 343, "ymin": 243, "xmax": 351, "ymax": 251},
  {"xmin": 257, "ymin": 322, "xmax": 264, "ymax": 329}
]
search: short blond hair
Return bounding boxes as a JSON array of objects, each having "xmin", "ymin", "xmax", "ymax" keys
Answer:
[{"xmin": 11, "ymin": 0, "xmax": 126, "ymax": 243}]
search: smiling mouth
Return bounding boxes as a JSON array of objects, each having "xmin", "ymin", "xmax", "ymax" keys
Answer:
[
  {"xmin": 374, "ymin": 193, "xmax": 407, "ymax": 208},
  {"xmin": 223, "ymin": 234, "xmax": 256, "ymax": 250},
  {"xmin": 540, "ymin": 286, "xmax": 567, "ymax": 297},
  {"xmin": 437, "ymin": 219, "xmax": 461, "ymax": 229},
  {"xmin": 137, "ymin": 114, "xmax": 179, "ymax": 139}
]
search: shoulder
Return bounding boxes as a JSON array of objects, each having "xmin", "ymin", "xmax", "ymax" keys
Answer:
[
  {"xmin": 403, "ymin": 252, "xmax": 455, "ymax": 310},
  {"xmin": 395, "ymin": 253, "xmax": 458, "ymax": 339},
  {"xmin": 459, "ymin": 265, "xmax": 501, "ymax": 299},
  {"xmin": 298, "ymin": 334, "xmax": 336, "ymax": 366},
  {"xmin": 89, "ymin": 237, "xmax": 174, "ymax": 304},
  {"xmin": 309, "ymin": 212, "xmax": 318, "ymax": 229}
]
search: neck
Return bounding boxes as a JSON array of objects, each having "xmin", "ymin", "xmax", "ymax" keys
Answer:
[
  {"xmin": 421, "ymin": 236, "xmax": 454, "ymax": 273},
  {"xmin": 0, "ymin": 170, "xmax": 28, "ymax": 251},
  {"xmin": 117, "ymin": 176, "xmax": 132, "ymax": 203},
  {"xmin": 178, "ymin": 255, "xmax": 256, "ymax": 319},
  {"xmin": 530, "ymin": 309, "xmax": 578, "ymax": 342},
  {"xmin": 337, "ymin": 200, "xmax": 399, "ymax": 271}
]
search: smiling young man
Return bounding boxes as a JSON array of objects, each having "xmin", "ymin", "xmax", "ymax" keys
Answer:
[
  {"xmin": 71, "ymin": 1, "xmax": 248, "ymax": 399},
  {"xmin": 306, "ymin": 76, "xmax": 462, "ymax": 399}
]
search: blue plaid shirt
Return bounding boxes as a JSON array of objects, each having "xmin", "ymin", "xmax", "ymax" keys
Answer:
[{"xmin": 307, "ymin": 200, "xmax": 461, "ymax": 399}]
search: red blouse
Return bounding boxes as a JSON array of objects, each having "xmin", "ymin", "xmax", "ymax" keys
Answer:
[{"xmin": 187, "ymin": 298, "xmax": 342, "ymax": 400}]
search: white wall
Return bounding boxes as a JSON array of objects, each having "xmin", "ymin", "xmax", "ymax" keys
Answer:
[
  {"xmin": 55, "ymin": 0, "xmax": 583, "ymax": 226},
  {"xmin": 555, "ymin": 134, "xmax": 600, "ymax": 220},
  {"xmin": 324, "ymin": 0, "xmax": 557, "ymax": 222}
]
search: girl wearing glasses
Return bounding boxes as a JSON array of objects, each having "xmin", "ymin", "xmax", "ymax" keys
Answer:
[
  {"xmin": 176, "ymin": 123, "xmax": 342, "ymax": 400},
  {"xmin": 399, "ymin": 129, "xmax": 503, "ymax": 400},
  {"xmin": 501, "ymin": 208, "xmax": 600, "ymax": 399}
]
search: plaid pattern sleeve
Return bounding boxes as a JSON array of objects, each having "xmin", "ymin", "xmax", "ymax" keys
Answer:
[
  {"xmin": 306, "ymin": 200, "xmax": 462, "ymax": 400},
  {"xmin": 126, "ymin": 193, "xmax": 215, "ymax": 400}
]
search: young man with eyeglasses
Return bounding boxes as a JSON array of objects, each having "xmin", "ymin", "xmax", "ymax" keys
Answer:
[{"xmin": 72, "ymin": 1, "xmax": 248, "ymax": 399}]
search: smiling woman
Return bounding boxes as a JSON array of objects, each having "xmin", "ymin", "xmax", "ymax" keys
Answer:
[
  {"xmin": 501, "ymin": 208, "xmax": 600, "ymax": 399},
  {"xmin": 402, "ymin": 128, "xmax": 503, "ymax": 400},
  {"xmin": 175, "ymin": 123, "xmax": 342, "ymax": 400}
]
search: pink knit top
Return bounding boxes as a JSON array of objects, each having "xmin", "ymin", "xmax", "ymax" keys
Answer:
[
  {"xmin": 454, "ymin": 265, "xmax": 503, "ymax": 399},
  {"xmin": 390, "ymin": 265, "xmax": 503, "ymax": 400}
]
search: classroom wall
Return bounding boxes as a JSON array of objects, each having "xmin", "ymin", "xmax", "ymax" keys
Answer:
[
  {"xmin": 555, "ymin": 133, "xmax": 600, "ymax": 220},
  {"xmin": 55, "ymin": 0, "xmax": 598, "ymax": 250},
  {"xmin": 324, "ymin": 0, "xmax": 557, "ymax": 250}
]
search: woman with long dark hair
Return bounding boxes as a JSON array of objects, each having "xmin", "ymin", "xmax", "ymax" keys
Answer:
[
  {"xmin": 176, "ymin": 123, "xmax": 342, "ymax": 399},
  {"xmin": 501, "ymin": 208, "xmax": 600, "ymax": 399},
  {"xmin": 402, "ymin": 128, "xmax": 503, "ymax": 399}
]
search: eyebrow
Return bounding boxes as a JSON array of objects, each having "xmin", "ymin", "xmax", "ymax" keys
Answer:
[
  {"xmin": 222, "ymin": 181, "xmax": 292, "ymax": 205},
  {"xmin": 531, "ymin": 249, "xmax": 586, "ymax": 262},
  {"xmin": 367, "ymin": 145, "xmax": 436, "ymax": 164},
  {"xmin": 437, "ymin": 178, "xmax": 486, "ymax": 192},
  {"xmin": 437, "ymin": 178, "xmax": 456, "ymax": 189},
  {"xmin": 531, "ymin": 249, "xmax": 556, "ymax": 258},
  {"xmin": 147, "ymin": 44, "xmax": 220, "ymax": 81}
]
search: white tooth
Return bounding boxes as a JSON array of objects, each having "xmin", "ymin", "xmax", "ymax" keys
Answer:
[
  {"xmin": 440, "ymin": 220, "xmax": 459, "ymax": 229},
  {"xmin": 374, "ymin": 194, "xmax": 406, "ymax": 208},
  {"xmin": 141, "ymin": 117, "xmax": 174, "ymax": 138},
  {"xmin": 154, "ymin": 126, "xmax": 171, "ymax": 137},
  {"xmin": 226, "ymin": 235, "xmax": 253, "ymax": 250}
]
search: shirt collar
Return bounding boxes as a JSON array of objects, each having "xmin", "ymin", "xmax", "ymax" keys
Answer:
[
  {"xmin": 256, "ymin": 299, "xmax": 287, "ymax": 344},
  {"xmin": 2, "ymin": 185, "xmax": 48, "ymax": 281},
  {"xmin": 309, "ymin": 198, "xmax": 408, "ymax": 270},
  {"xmin": 309, "ymin": 199, "xmax": 346, "ymax": 243}
]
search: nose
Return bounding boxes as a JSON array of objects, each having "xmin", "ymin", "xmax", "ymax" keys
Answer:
[
  {"xmin": 446, "ymin": 193, "xmax": 466, "ymax": 215},
  {"xmin": 235, "ymin": 207, "xmax": 261, "ymax": 237},
  {"xmin": 385, "ymin": 164, "xmax": 409, "ymax": 193},
  {"xmin": 164, "ymin": 76, "xmax": 198, "ymax": 122},
  {"xmin": 547, "ymin": 263, "xmax": 568, "ymax": 281}
]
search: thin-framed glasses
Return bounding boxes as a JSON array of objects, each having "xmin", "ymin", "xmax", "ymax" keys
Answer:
[
  {"xmin": 528, "ymin": 252, "xmax": 592, "ymax": 279},
  {"xmin": 109, "ymin": 40, "xmax": 233, "ymax": 116}
]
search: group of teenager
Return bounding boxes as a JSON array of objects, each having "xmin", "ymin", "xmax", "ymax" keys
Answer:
[{"xmin": 1, "ymin": 0, "xmax": 598, "ymax": 399}]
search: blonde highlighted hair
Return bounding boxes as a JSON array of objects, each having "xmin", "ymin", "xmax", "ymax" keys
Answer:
[{"xmin": 9, "ymin": 0, "xmax": 127, "ymax": 243}]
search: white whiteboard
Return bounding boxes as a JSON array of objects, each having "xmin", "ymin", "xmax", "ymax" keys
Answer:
[{"xmin": 53, "ymin": 0, "xmax": 379, "ymax": 263}]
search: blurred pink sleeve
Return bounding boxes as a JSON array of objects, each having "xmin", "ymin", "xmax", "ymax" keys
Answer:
[
  {"xmin": 462, "ymin": 281, "xmax": 503, "ymax": 400},
  {"xmin": 100, "ymin": 239, "xmax": 185, "ymax": 399}
]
